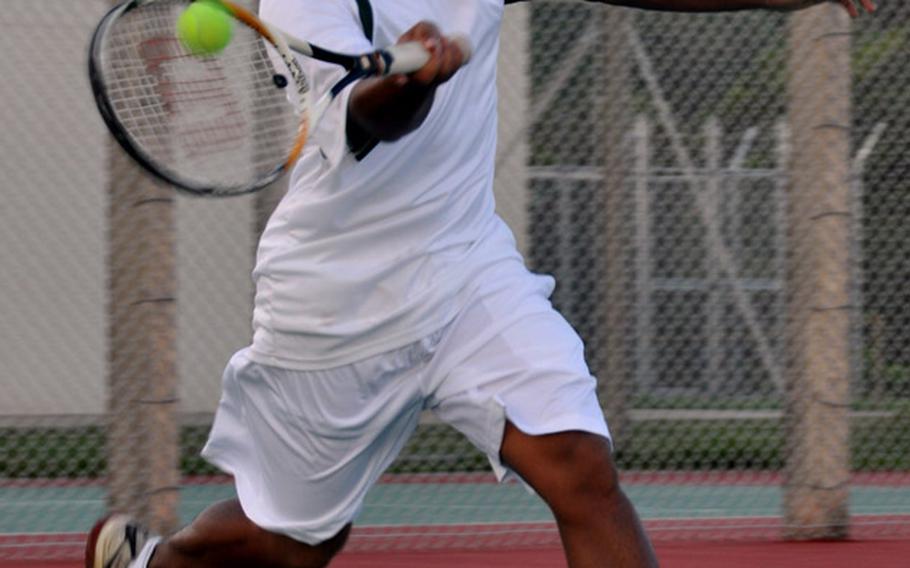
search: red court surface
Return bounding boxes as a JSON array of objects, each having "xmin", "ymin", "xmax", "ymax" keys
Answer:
[
  {"xmin": 334, "ymin": 540, "xmax": 910, "ymax": 567},
  {"xmin": 7, "ymin": 540, "xmax": 910, "ymax": 568}
]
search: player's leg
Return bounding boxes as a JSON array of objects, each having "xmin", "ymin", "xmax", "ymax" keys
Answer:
[
  {"xmin": 499, "ymin": 424, "xmax": 658, "ymax": 568},
  {"xmin": 86, "ymin": 343, "xmax": 434, "ymax": 568},
  {"xmin": 150, "ymin": 500, "xmax": 350, "ymax": 568},
  {"xmin": 422, "ymin": 256, "xmax": 658, "ymax": 568},
  {"xmin": 85, "ymin": 503, "xmax": 349, "ymax": 568}
]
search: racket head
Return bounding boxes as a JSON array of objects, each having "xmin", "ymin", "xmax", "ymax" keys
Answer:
[{"xmin": 89, "ymin": 0, "xmax": 310, "ymax": 197}]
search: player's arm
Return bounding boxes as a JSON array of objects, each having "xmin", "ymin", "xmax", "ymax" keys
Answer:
[
  {"xmin": 347, "ymin": 22, "xmax": 468, "ymax": 145},
  {"xmin": 504, "ymin": 0, "xmax": 875, "ymax": 18}
]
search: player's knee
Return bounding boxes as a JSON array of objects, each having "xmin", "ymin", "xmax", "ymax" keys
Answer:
[
  {"xmin": 503, "ymin": 427, "xmax": 625, "ymax": 524},
  {"xmin": 542, "ymin": 434, "xmax": 623, "ymax": 521}
]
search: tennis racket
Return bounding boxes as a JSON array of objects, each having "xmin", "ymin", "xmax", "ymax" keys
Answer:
[{"xmin": 89, "ymin": 0, "xmax": 471, "ymax": 196}]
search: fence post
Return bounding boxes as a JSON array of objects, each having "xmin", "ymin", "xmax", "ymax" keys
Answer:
[
  {"xmin": 494, "ymin": 1, "xmax": 531, "ymax": 256},
  {"xmin": 704, "ymin": 117, "xmax": 724, "ymax": 394},
  {"xmin": 632, "ymin": 116, "xmax": 654, "ymax": 394},
  {"xmin": 600, "ymin": 6, "xmax": 635, "ymax": 443}
]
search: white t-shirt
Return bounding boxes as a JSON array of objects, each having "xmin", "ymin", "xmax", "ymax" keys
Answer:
[{"xmin": 251, "ymin": 0, "xmax": 543, "ymax": 369}]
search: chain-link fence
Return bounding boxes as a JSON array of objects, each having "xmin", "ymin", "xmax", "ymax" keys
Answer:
[{"xmin": 1, "ymin": 0, "xmax": 909, "ymax": 561}]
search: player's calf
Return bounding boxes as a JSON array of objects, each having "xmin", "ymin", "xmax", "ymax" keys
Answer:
[{"xmin": 152, "ymin": 500, "xmax": 350, "ymax": 568}]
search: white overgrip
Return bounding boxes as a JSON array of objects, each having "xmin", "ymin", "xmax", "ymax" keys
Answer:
[{"xmin": 384, "ymin": 42, "xmax": 430, "ymax": 75}]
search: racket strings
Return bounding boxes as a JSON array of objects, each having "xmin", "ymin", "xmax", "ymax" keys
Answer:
[{"xmin": 98, "ymin": 0, "xmax": 302, "ymax": 194}]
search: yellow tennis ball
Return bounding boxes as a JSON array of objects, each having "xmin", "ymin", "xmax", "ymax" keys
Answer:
[{"xmin": 176, "ymin": 1, "xmax": 234, "ymax": 57}]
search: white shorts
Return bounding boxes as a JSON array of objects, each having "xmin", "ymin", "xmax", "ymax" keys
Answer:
[{"xmin": 201, "ymin": 260, "xmax": 611, "ymax": 545}]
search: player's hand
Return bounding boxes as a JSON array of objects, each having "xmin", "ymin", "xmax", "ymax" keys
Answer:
[
  {"xmin": 834, "ymin": 0, "xmax": 876, "ymax": 17},
  {"xmin": 768, "ymin": 0, "xmax": 876, "ymax": 17},
  {"xmin": 396, "ymin": 22, "xmax": 468, "ymax": 88}
]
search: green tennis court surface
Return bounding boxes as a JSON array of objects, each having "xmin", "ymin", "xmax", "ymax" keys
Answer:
[{"xmin": 3, "ymin": 480, "xmax": 910, "ymax": 535}]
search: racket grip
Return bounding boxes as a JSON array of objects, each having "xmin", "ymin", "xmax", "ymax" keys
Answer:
[
  {"xmin": 384, "ymin": 35, "xmax": 474, "ymax": 75},
  {"xmin": 385, "ymin": 42, "xmax": 430, "ymax": 75}
]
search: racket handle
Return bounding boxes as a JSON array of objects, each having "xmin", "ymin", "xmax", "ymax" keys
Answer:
[
  {"xmin": 385, "ymin": 42, "xmax": 430, "ymax": 75},
  {"xmin": 384, "ymin": 35, "xmax": 474, "ymax": 75}
]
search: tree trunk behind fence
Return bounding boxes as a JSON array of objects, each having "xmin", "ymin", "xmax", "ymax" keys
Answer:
[
  {"xmin": 106, "ymin": 0, "xmax": 179, "ymax": 531},
  {"xmin": 784, "ymin": 4, "xmax": 853, "ymax": 540}
]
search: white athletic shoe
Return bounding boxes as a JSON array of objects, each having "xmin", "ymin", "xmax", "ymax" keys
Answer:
[{"xmin": 84, "ymin": 514, "xmax": 157, "ymax": 568}]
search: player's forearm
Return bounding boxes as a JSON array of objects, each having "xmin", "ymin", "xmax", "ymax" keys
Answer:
[
  {"xmin": 347, "ymin": 75, "xmax": 437, "ymax": 142},
  {"xmin": 593, "ymin": 0, "xmax": 827, "ymax": 12},
  {"xmin": 346, "ymin": 22, "xmax": 468, "ymax": 144}
]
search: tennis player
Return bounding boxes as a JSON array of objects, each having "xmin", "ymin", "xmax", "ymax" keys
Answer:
[{"xmin": 86, "ymin": 0, "xmax": 874, "ymax": 566}]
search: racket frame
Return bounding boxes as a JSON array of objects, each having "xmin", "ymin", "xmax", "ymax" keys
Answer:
[
  {"xmin": 89, "ymin": 0, "xmax": 467, "ymax": 196},
  {"xmin": 89, "ymin": 0, "xmax": 313, "ymax": 196}
]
